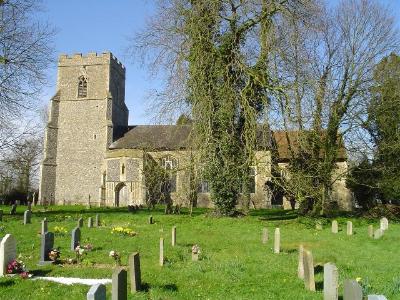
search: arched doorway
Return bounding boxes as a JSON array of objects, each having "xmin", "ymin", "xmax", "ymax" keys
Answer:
[{"xmin": 115, "ymin": 182, "xmax": 129, "ymax": 207}]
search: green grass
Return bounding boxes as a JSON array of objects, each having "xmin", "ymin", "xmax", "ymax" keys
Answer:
[{"xmin": 0, "ymin": 205, "xmax": 398, "ymax": 299}]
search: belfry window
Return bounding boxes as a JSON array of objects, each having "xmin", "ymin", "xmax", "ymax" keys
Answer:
[{"xmin": 78, "ymin": 76, "xmax": 87, "ymax": 98}]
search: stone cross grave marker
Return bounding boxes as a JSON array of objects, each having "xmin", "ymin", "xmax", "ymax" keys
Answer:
[
  {"xmin": 95, "ymin": 214, "xmax": 100, "ymax": 227},
  {"xmin": 23, "ymin": 210, "xmax": 31, "ymax": 225},
  {"xmin": 343, "ymin": 279, "xmax": 363, "ymax": 300},
  {"xmin": 298, "ymin": 244, "xmax": 304, "ymax": 279},
  {"xmin": 159, "ymin": 238, "xmax": 164, "ymax": 266},
  {"xmin": 78, "ymin": 217, "xmax": 83, "ymax": 228},
  {"xmin": 39, "ymin": 232, "xmax": 54, "ymax": 265},
  {"xmin": 71, "ymin": 227, "xmax": 81, "ymax": 251},
  {"xmin": 347, "ymin": 221, "xmax": 353, "ymax": 235},
  {"xmin": 262, "ymin": 228, "xmax": 268, "ymax": 244},
  {"xmin": 172, "ymin": 226, "xmax": 176, "ymax": 246},
  {"xmin": 303, "ymin": 249, "xmax": 315, "ymax": 292},
  {"xmin": 324, "ymin": 263, "xmax": 338, "ymax": 300},
  {"xmin": 112, "ymin": 267, "xmax": 127, "ymax": 300},
  {"xmin": 129, "ymin": 252, "xmax": 141, "ymax": 293},
  {"xmin": 332, "ymin": 220, "xmax": 338, "ymax": 234},
  {"xmin": 0, "ymin": 209, "xmax": 3, "ymax": 221},
  {"xmin": 374, "ymin": 228, "xmax": 384, "ymax": 239},
  {"xmin": 368, "ymin": 225, "xmax": 374, "ymax": 238},
  {"xmin": 87, "ymin": 283, "xmax": 106, "ymax": 300},
  {"xmin": 274, "ymin": 228, "xmax": 280, "ymax": 254},
  {"xmin": 88, "ymin": 217, "xmax": 93, "ymax": 228},
  {"xmin": 41, "ymin": 218, "xmax": 48, "ymax": 235},
  {"xmin": 10, "ymin": 204, "xmax": 16, "ymax": 215},
  {"xmin": 380, "ymin": 217, "xmax": 388, "ymax": 231},
  {"xmin": 0, "ymin": 234, "xmax": 16, "ymax": 276}
]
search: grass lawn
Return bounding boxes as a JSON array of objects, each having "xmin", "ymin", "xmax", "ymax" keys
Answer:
[{"xmin": 0, "ymin": 205, "xmax": 398, "ymax": 299}]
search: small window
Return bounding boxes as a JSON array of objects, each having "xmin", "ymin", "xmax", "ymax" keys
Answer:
[
  {"xmin": 161, "ymin": 155, "xmax": 178, "ymax": 170},
  {"xmin": 197, "ymin": 180, "xmax": 209, "ymax": 193},
  {"xmin": 93, "ymin": 134, "xmax": 97, "ymax": 140},
  {"xmin": 121, "ymin": 164, "xmax": 125, "ymax": 175},
  {"xmin": 78, "ymin": 76, "xmax": 87, "ymax": 98}
]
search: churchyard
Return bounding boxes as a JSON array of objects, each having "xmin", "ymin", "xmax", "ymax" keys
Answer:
[{"xmin": 0, "ymin": 205, "xmax": 398, "ymax": 299}]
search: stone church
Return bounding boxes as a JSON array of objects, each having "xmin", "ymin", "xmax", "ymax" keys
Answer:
[{"xmin": 39, "ymin": 52, "xmax": 352, "ymax": 210}]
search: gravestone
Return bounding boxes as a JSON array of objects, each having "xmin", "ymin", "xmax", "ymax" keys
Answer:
[
  {"xmin": 149, "ymin": 216, "xmax": 153, "ymax": 224},
  {"xmin": 41, "ymin": 218, "xmax": 48, "ymax": 234},
  {"xmin": 129, "ymin": 252, "xmax": 141, "ymax": 293},
  {"xmin": 95, "ymin": 214, "xmax": 100, "ymax": 227},
  {"xmin": 274, "ymin": 228, "xmax": 280, "ymax": 254},
  {"xmin": 88, "ymin": 217, "xmax": 93, "ymax": 228},
  {"xmin": 10, "ymin": 204, "xmax": 16, "ymax": 215},
  {"xmin": 112, "ymin": 267, "xmax": 127, "ymax": 300},
  {"xmin": 368, "ymin": 225, "xmax": 374, "ymax": 238},
  {"xmin": 380, "ymin": 217, "xmax": 388, "ymax": 231},
  {"xmin": 0, "ymin": 234, "xmax": 16, "ymax": 276},
  {"xmin": 303, "ymin": 250, "xmax": 315, "ymax": 291},
  {"xmin": 374, "ymin": 228, "xmax": 383, "ymax": 239},
  {"xmin": 316, "ymin": 221, "xmax": 323, "ymax": 230},
  {"xmin": 343, "ymin": 279, "xmax": 362, "ymax": 300},
  {"xmin": 298, "ymin": 244, "xmax": 304, "ymax": 279},
  {"xmin": 78, "ymin": 217, "xmax": 83, "ymax": 227},
  {"xmin": 262, "ymin": 228, "xmax": 268, "ymax": 244},
  {"xmin": 332, "ymin": 220, "xmax": 338, "ymax": 234},
  {"xmin": 87, "ymin": 283, "xmax": 106, "ymax": 300},
  {"xmin": 347, "ymin": 221, "xmax": 353, "ymax": 235},
  {"xmin": 23, "ymin": 210, "xmax": 31, "ymax": 225},
  {"xmin": 71, "ymin": 227, "xmax": 81, "ymax": 251},
  {"xmin": 0, "ymin": 209, "xmax": 3, "ymax": 221},
  {"xmin": 172, "ymin": 226, "xmax": 176, "ymax": 246},
  {"xmin": 368, "ymin": 296, "xmax": 387, "ymax": 300},
  {"xmin": 39, "ymin": 232, "xmax": 54, "ymax": 265},
  {"xmin": 324, "ymin": 263, "xmax": 338, "ymax": 300},
  {"xmin": 159, "ymin": 238, "xmax": 164, "ymax": 266}
]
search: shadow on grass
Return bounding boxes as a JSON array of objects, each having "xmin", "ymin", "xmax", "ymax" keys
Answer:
[
  {"xmin": 315, "ymin": 281, "xmax": 323, "ymax": 291},
  {"xmin": 314, "ymin": 265, "xmax": 323, "ymax": 274},
  {"xmin": 0, "ymin": 279, "xmax": 15, "ymax": 287},
  {"xmin": 162, "ymin": 283, "xmax": 178, "ymax": 292},
  {"xmin": 140, "ymin": 282, "xmax": 150, "ymax": 292},
  {"xmin": 255, "ymin": 209, "xmax": 298, "ymax": 221},
  {"xmin": 30, "ymin": 269, "xmax": 52, "ymax": 277}
]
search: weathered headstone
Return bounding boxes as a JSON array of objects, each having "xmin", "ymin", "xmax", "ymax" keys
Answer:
[
  {"xmin": 367, "ymin": 295, "xmax": 388, "ymax": 300},
  {"xmin": 368, "ymin": 225, "xmax": 374, "ymax": 238},
  {"xmin": 316, "ymin": 221, "xmax": 323, "ymax": 230},
  {"xmin": 112, "ymin": 267, "xmax": 127, "ymax": 300},
  {"xmin": 39, "ymin": 232, "xmax": 54, "ymax": 265},
  {"xmin": 347, "ymin": 221, "xmax": 353, "ymax": 235},
  {"xmin": 41, "ymin": 218, "xmax": 48, "ymax": 234},
  {"xmin": 88, "ymin": 217, "xmax": 93, "ymax": 228},
  {"xmin": 274, "ymin": 228, "xmax": 280, "ymax": 254},
  {"xmin": 10, "ymin": 204, "xmax": 16, "ymax": 215},
  {"xmin": 87, "ymin": 283, "xmax": 106, "ymax": 300},
  {"xmin": 95, "ymin": 214, "xmax": 100, "ymax": 227},
  {"xmin": 374, "ymin": 228, "xmax": 384, "ymax": 239},
  {"xmin": 23, "ymin": 210, "xmax": 31, "ymax": 225},
  {"xmin": 0, "ymin": 209, "xmax": 3, "ymax": 221},
  {"xmin": 149, "ymin": 215, "xmax": 153, "ymax": 224},
  {"xmin": 0, "ymin": 234, "xmax": 16, "ymax": 276},
  {"xmin": 172, "ymin": 226, "xmax": 176, "ymax": 246},
  {"xmin": 71, "ymin": 227, "xmax": 81, "ymax": 251},
  {"xmin": 129, "ymin": 252, "xmax": 141, "ymax": 293},
  {"xmin": 303, "ymin": 250, "xmax": 315, "ymax": 291},
  {"xmin": 298, "ymin": 244, "xmax": 304, "ymax": 279},
  {"xmin": 78, "ymin": 217, "xmax": 83, "ymax": 227},
  {"xmin": 332, "ymin": 220, "xmax": 338, "ymax": 234},
  {"xmin": 159, "ymin": 238, "xmax": 164, "ymax": 266},
  {"xmin": 343, "ymin": 279, "xmax": 362, "ymax": 300},
  {"xmin": 262, "ymin": 228, "xmax": 268, "ymax": 244},
  {"xmin": 324, "ymin": 263, "xmax": 338, "ymax": 300},
  {"xmin": 380, "ymin": 217, "xmax": 388, "ymax": 231}
]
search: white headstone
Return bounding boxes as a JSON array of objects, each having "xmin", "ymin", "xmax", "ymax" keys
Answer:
[
  {"xmin": 0, "ymin": 234, "xmax": 16, "ymax": 276},
  {"xmin": 324, "ymin": 263, "xmax": 338, "ymax": 300},
  {"xmin": 380, "ymin": 218, "xmax": 388, "ymax": 231},
  {"xmin": 368, "ymin": 295, "xmax": 387, "ymax": 300},
  {"xmin": 332, "ymin": 220, "xmax": 338, "ymax": 234},
  {"xmin": 347, "ymin": 221, "xmax": 353, "ymax": 235},
  {"xmin": 298, "ymin": 244, "xmax": 304, "ymax": 279},
  {"xmin": 274, "ymin": 228, "xmax": 280, "ymax": 254}
]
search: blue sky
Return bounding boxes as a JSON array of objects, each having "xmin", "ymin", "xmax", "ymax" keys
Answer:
[{"xmin": 39, "ymin": 0, "xmax": 400, "ymax": 125}]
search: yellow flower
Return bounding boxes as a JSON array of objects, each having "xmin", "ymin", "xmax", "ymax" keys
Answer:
[{"xmin": 356, "ymin": 277, "xmax": 362, "ymax": 282}]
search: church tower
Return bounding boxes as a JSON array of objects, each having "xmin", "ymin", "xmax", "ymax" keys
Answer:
[{"xmin": 39, "ymin": 52, "xmax": 129, "ymax": 205}]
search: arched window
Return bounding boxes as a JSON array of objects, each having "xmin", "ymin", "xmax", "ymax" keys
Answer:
[
  {"xmin": 78, "ymin": 76, "xmax": 87, "ymax": 98},
  {"xmin": 160, "ymin": 155, "xmax": 178, "ymax": 192},
  {"xmin": 161, "ymin": 155, "xmax": 178, "ymax": 170}
]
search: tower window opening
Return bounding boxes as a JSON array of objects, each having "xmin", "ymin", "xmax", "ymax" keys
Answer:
[{"xmin": 78, "ymin": 76, "xmax": 87, "ymax": 98}]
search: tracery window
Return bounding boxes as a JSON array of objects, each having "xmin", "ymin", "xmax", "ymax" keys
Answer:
[
  {"xmin": 161, "ymin": 155, "xmax": 178, "ymax": 170},
  {"xmin": 160, "ymin": 155, "xmax": 178, "ymax": 192},
  {"xmin": 78, "ymin": 76, "xmax": 87, "ymax": 98}
]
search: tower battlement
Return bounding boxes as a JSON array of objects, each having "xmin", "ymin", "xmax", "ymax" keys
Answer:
[{"xmin": 58, "ymin": 52, "xmax": 125, "ymax": 70}]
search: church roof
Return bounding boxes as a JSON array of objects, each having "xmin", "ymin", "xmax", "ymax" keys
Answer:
[{"xmin": 109, "ymin": 125, "xmax": 346, "ymax": 161}]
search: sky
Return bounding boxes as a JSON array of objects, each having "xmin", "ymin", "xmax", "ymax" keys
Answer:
[{"xmin": 38, "ymin": 0, "xmax": 400, "ymax": 125}]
